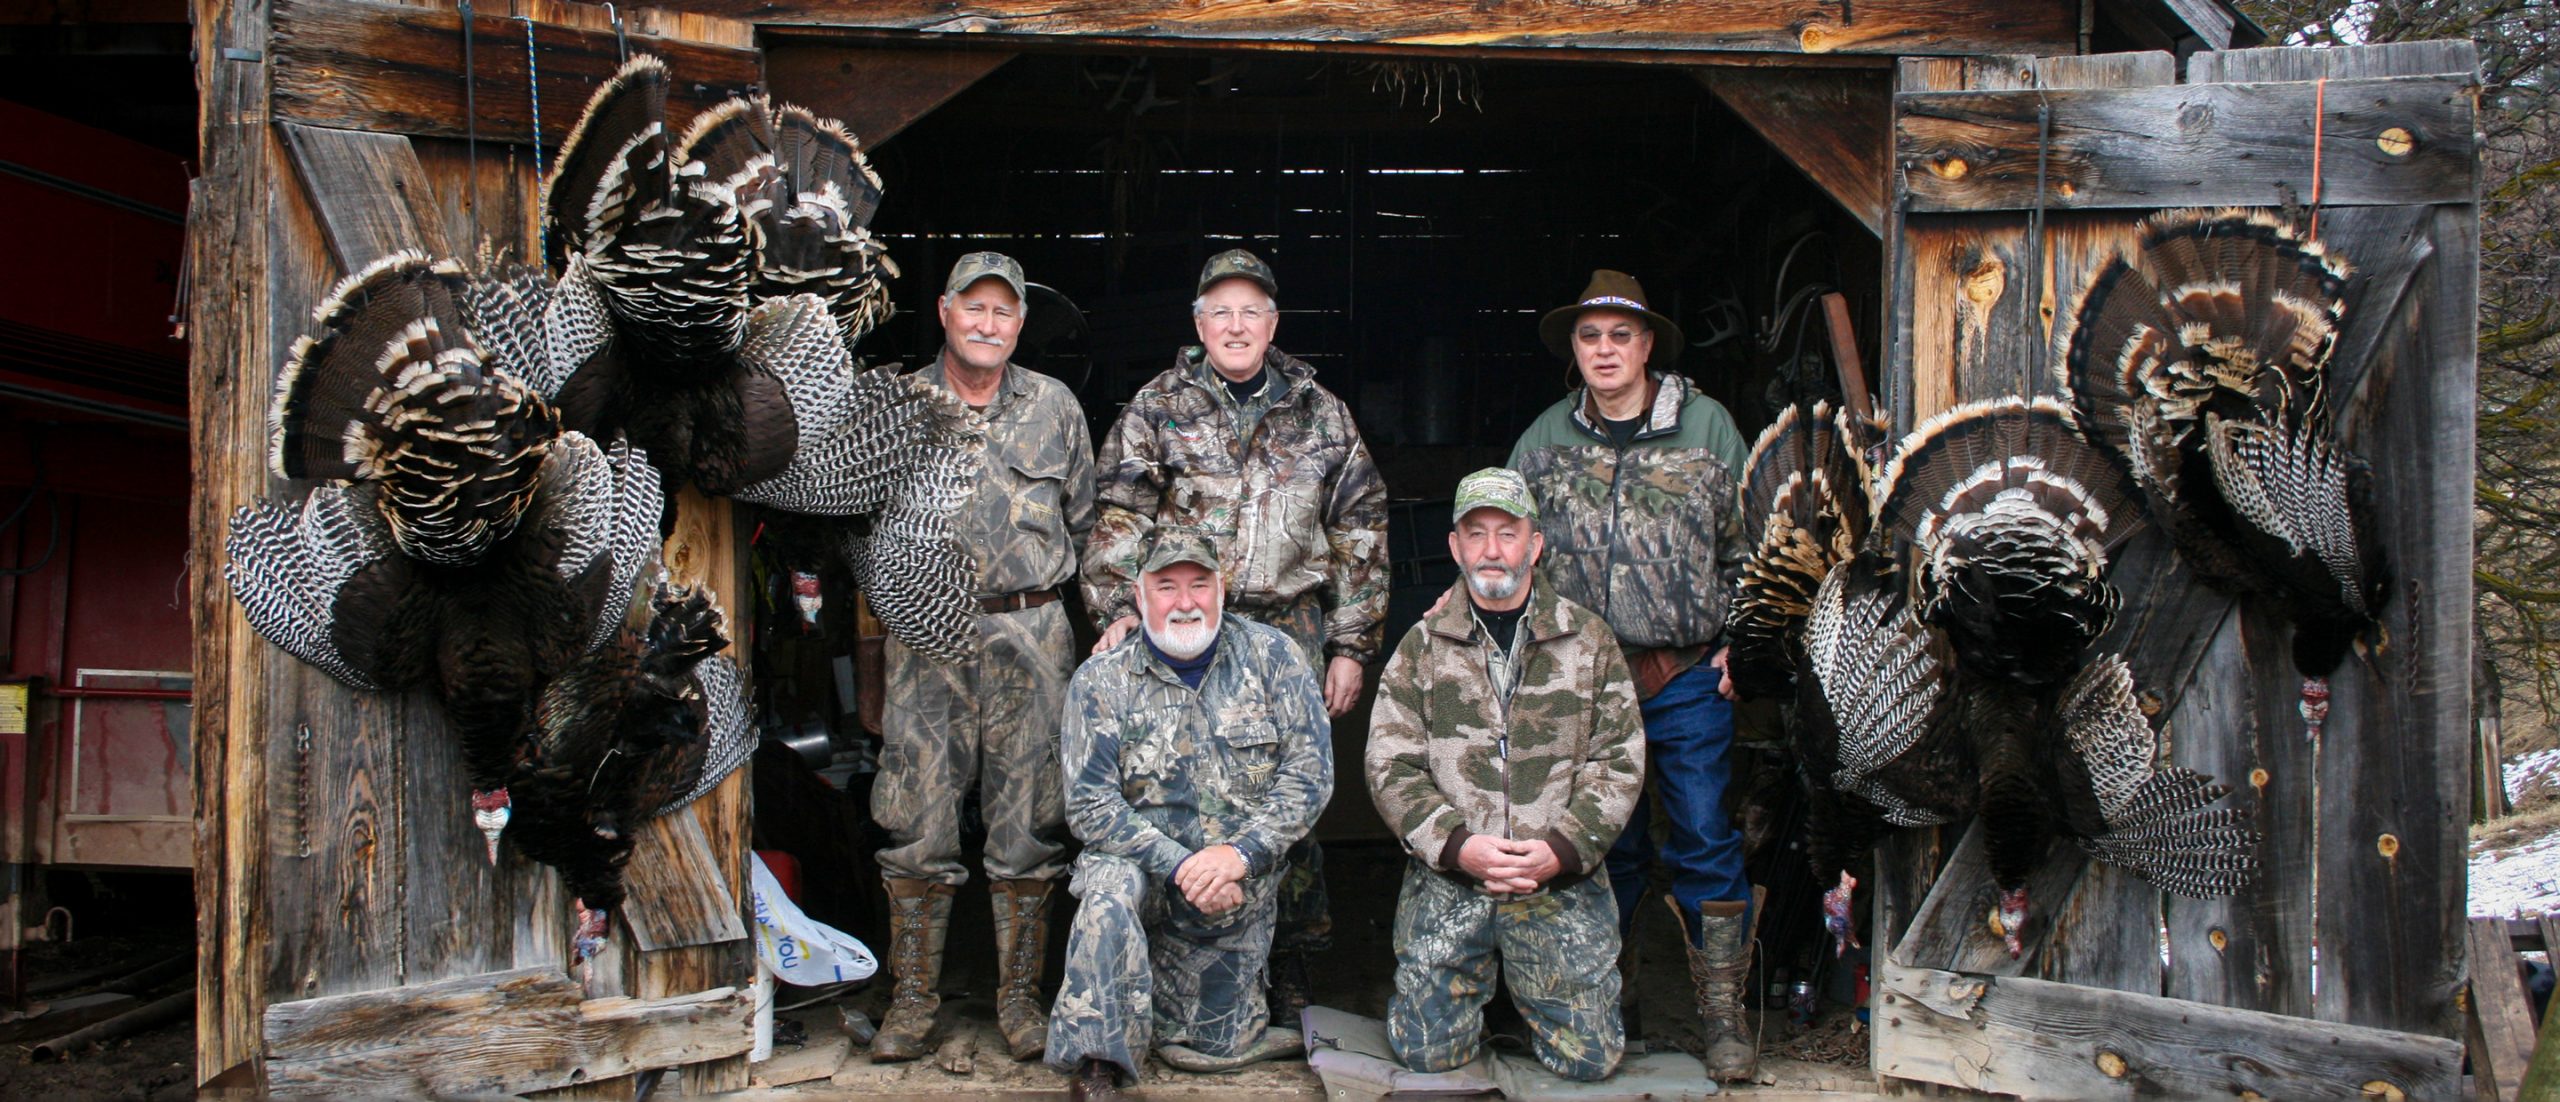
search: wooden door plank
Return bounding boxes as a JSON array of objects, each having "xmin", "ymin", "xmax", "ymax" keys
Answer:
[
  {"xmin": 622, "ymin": 805, "xmax": 747, "ymax": 952},
  {"xmin": 1898, "ymin": 75, "xmax": 2479, "ymax": 212},
  {"xmin": 1875, "ymin": 959, "xmax": 2462, "ymax": 1100},
  {"xmin": 269, "ymin": 0, "xmax": 763, "ymax": 145},
  {"xmin": 2191, "ymin": 41, "xmax": 2480, "ymax": 83},
  {"xmin": 2308, "ymin": 204, "xmax": 2474, "ymax": 1039},
  {"xmin": 280, "ymin": 123, "xmax": 451, "ymax": 271},
  {"xmin": 1696, "ymin": 66, "xmax": 1890, "ymax": 236},
  {"xmin": 264, "ymin": 965, "xmax": 753, "ymax": 1098},
  {"xmin": 678, "ymin": 0, "xmax": 2081, "ymax": 58},
  {"xmin": 1890, "ymin": 822, "xmax": 2086, "ymax": 976},
  {"xmin": 2466, "ymin": 917, "xmax": 2535, "ymax": 1102}
]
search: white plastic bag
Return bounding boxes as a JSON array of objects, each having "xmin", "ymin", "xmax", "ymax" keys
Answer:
[{"xmin": 750, "ymin": 852, "xmax": 879, "ymax": 986}]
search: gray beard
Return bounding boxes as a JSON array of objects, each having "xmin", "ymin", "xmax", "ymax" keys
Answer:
[
  {"xmin": 1465, "ymin": 564, "xmax": 1524, "ymax": 602},
  {"xmin": 1145, "ymin": 607, "xmax": 1222, "ymax": 660}
]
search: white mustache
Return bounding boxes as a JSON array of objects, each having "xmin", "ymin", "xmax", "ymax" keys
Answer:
[
  {"xmin": 1166, "ymin": 608, "xmax": 1207, "ymax": 624},
  {"xmin": 965, "ymin": 334, "xmax": 1007, "ymax": 346},
  {"xmin": 1472, "ymin": 560, "xmax": 1515, "ymax": 576}
]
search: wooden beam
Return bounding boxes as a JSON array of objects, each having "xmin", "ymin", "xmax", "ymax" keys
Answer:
[
  {"xmin": 269, "ymin": 0, "xmax": 762, "ymax": 146},
  {"xmin": 1897, "ymin": 74, "xmax": 2480, "ymax": 212},
  {"xmin": 1696, "ymin": 67, "xmax": 1888, "ymax": 236},
  {"xmin": 280, "ymin": 124, "xmax": 452, "ymax": 272},
  {"xmin": 1875, "ymin": 959, "xmax": 2463, "ymax": 1100},
  {"xmin": 680, "ymin": 0, "xmax": 2081, "ymax": 58},
  {"xmin": 620, "ymin": 804, "xmax": 747, "ymax": 953},
  {"xmin": 765, "ymin": 41, "xmax": 1013, "ymax": 150},
  {"xmin": 263, "ymin": 966, "xmax": 753, "ymax": 1097},
  {"xmin": 2466, "ymin": 917, "xmax": 2536, "ymax": 1102},
  {"xmin": 1890, "ymin": 820, "xmax": 2088, "ymax": 976}
]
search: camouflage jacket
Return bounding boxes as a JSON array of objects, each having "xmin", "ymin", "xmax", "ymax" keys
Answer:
[
  {"xmin": 1084, "ymin": 346, "xmax": 1390, "ymax": 662},
  {"xmin": 918, "ymin": 358, "xmax": 1096, "ymax": 596},
  {"xmin": 1364, "ymin": 579, "xmax": 1645, "ymax": 893},
  {"xmin": 1060, "ymin": 614, "xmax": 1335, "ymax": 881},
  {"xmin": 1508, "ymin": 372, "xmax": 1751, "ymax": 651}
]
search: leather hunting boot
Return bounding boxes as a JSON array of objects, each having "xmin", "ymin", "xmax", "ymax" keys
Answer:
[
  {"xmin": 1617, "ymin": 936, "xmax": 1646, "ymax": 1051},
  {"xmin": 870, "ymin": 877, "xmax": 955, "ymax": 1062},
  {"xmin": 1675, "ymin": 895, "xmax": 1760, "ymax": 1082},
  {"xmin": 1266, "ymin": 947, "xmax": 1314, "ymax": 1027},
  {"xmin": 989, "ymin": 878, "xmax": 1058, "ymax": 1061}
]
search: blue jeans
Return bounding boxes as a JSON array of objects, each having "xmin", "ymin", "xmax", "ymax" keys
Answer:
[{"xmin": 1605, "ymin": 660, "xmax": 1748, "ymax": 946}]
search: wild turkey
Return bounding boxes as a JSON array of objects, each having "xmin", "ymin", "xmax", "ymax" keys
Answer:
[
  {"xmin": 1729, "ymin": 400, "xmax": 1886, "ymax": 701},
  {"xmin": 516, "ymin": 54, "xmax": 983, "ymax": 662},
  {"xmin": 1864, "ymin": 397, "xmax": 2255, "ymax": 956},
  {"xmin": 225, "ymin": 251, "xmax": 682, "ymax": 955},
  {"xmin": 510, "ymin": 578, "xmax": 754, "ymax": 961},
  {"xmin": 2059, "ymin": 208, "xmax": 2387, "ymax": 735}
]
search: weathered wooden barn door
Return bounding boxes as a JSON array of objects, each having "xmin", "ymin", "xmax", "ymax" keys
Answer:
[
  {"xmin": 189, "ymin": 1, "xmax": 768, "ymax": 1095},
  {"xmin": 1868, "ymin": 41, "xmax": 2478, "ymax": 1099}
]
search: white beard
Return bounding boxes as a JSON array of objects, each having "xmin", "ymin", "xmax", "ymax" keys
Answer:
[
  {"xmin": 1465, "ymin": 560, "xmax": 1525, "ymax": 602},
  {"xmin": 1145, "ymin": 603, "xmax": 1222, "ymax": 660}
]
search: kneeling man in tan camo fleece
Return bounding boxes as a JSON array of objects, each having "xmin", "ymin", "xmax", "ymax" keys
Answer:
[{"xmin": 1364, "ymin": 467, "xmax": 1646, "ymax": 1081}]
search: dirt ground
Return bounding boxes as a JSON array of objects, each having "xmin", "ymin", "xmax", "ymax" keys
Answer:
[{"xmin": 0, "ymin": 874, "xmax": 196, "ymax": 1102}]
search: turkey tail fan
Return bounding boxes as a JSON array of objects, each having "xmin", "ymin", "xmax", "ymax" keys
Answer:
[
  {"xmin": 543, "ymin": 54, "xmax": 671, "ymax": 270},
  {"xmin": 1732, "ymin": 401, "xmax": 1871, "ymax": 699},
  {"xmin": 462, "ymin": 261, "xmax": 618, "ymax": 406},
  {"xmin": 759, "ymin": 106, "xmax": 897, "ymax": 348},
  {"xmin": 648, "ymin": 650, "xmax": 755, "ymax": 818},
  {"xmin": 676, "ymin": 95, "xmax": 782, "ymax": 215},
  {"xmin": 1878, "ymin": 397, "xmax": 2140, "ymax": 687},
  {"xmin": 2055, "ymin": 655, "xmax": 2260, "ymax": 897},
  {"xmin": 224, "ymin": 487, "xmax": 418, "ymax": 693},
  {"xmin": 270, "ymin": 251, "xmax": 560, "ymax": 568},
  {"xmin": 513, "ymin": 432, "xmax": 667, "ymax": 656}
]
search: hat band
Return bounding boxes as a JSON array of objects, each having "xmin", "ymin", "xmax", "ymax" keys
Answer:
[{"xmin": 1579, "ymin": 295, "xmax": 1647, "ymax": 311}]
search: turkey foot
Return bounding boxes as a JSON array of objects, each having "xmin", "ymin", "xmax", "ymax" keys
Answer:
[
  {"xmin": 1822, "ymin": 871, "xmax": 1860, "ymax": 957},
  {"xmin": 472, "ymin": 788, "xmax": 512, "ymax": 864}
]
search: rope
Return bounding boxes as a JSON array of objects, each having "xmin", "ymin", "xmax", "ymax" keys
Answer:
[
  {"xmin": 2309, "ymin": 76, "xmax": 2329, "ymax": 237},
  {"xmin": 522, "ymin": 15, "xmax": 549, "ymax": 261}
]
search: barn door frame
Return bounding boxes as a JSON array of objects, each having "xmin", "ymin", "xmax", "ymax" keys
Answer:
[
  {"xmin": 189, "ymin": 1, "xmax": 764, "ymax": 1095},
  {"xmin": 1869, "ymin": 41, "xmax": 2479, "ymax": 1099}
]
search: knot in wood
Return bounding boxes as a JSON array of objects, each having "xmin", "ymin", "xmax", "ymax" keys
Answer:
[
  {"xmin": 2362, "ymin": 1081, "xmax": 2406, "ymax": 1101},
  {"xmin": 2376, "ymin": 832, "xmax": 2401, "ymax": 859},
  {"xmin": 1929, "ymin": 155, "xmax": 1969, "ymax": 181},
  {"xmin": 2377, "ymin": 127, "xmax": 2415, "ymax": 157},
  {"xmin": 2095, "ymin": 1050, "xmax": 2129, "ymax": 1078},
  {"xmin": 1797, "ymin": 22, "xmax": 1840, "ymax": 53},
  {"xmin": 2249, "ymin": 767, "xmax": 2271, "ymax": 790},
  {"xmin": 2208, "ymin": 927, "xmax": 2229, "ymax": 952},
  {"xmin": 2176, "ymin": 101, "xmax": 2215, "ymax": 132}
]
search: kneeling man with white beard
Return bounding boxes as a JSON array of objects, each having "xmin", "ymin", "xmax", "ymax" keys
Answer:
[{"xmin": 1047, "ymin": 528, "xmax": 1335, "ymax": 1100}]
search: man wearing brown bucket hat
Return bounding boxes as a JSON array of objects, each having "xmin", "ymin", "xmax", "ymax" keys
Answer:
[
  {"xmin": 1082, "ymin": 247, "xmax": 1389, "ymax": 1021},
  {"xmin": 1508, "ymin": 269, "xmax": 1759, "ymax": 1080}
]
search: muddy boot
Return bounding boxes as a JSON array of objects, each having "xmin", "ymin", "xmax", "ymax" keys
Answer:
[
  {"xmin": 989, "ymin": 879, "xmax": 1057, "ymax": 1061},
  {"xmin": 870, "ymin": 878, "xmax": 955, "ymax": 1063},
  {"xmin": 1266, "ymin": 946, "xmax": 1314, "ymax": 1027},
  {"xmin": 1158, "ymin": 1027, "xmax": 1305, "ymax": 1073},
  {"xmin": 1674, "ymin": 894, "xmax": 1759, "ymax": 1082},
  {"xmin": 1069, "ymin": 1058, "xmax": 1122, "ymax": 1100}
]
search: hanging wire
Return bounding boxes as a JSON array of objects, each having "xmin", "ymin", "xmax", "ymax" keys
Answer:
[
  {"xmin": 459, "ymin": 0, "xmax": 480, "ymax": 233},
  {"xmin": 2024, "ymin": 83, "xmax": 2054, "ymax": 401},
  {"xmin": 604, "ymin": 3, "xmax": 629, "ymax": 62},
  {"xmin": 522, "ymin": 15, "xmax": 549, "ymax": 261}
]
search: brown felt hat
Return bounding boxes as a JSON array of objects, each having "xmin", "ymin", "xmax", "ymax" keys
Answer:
[{"xmin": 1538, "ymin": 269, "xmax": 1682, "ymax": 369}]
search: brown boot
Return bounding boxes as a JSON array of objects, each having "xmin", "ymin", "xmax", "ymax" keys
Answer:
[
  {"xmin": 870, "ymin": 878, "xmax": 955, "ymax": 1062},
  {"xmin": 1674, "ymin": 894, "xmax": 1759, "ymax": 1082},
  {"xmin": 989, "ymin": 879, "xmax": 1057, "ymax": 1061}
]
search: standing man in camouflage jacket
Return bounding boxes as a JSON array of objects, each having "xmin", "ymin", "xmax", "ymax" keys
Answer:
[
  {"xmin": 1049, "ymin": 529, "xmax": 1334, "ymax": 1101},
  {"xmin": 1367, "ymin": 469, "xmax": 1645, "ymax": 1082},
  {"xmin": 1508, "ymin": 270, "xmax": 1758, "ymax": 1079},
  {"xmin": 1082, "ymin": 248, "xmax": 1388, "ymax": 1017},
  {"xmin": 870, "ymin": 253, "xmax": 1096, "ymax": 1065}
]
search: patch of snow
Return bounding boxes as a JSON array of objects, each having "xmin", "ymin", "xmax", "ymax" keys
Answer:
[
  {"xmin": 2472, "ymin": 830, "xmax": 2560, "ymax": 919},
  {"xmin": 2506, "ymin": 747, "xmax": 2560, "ymax": 805}
]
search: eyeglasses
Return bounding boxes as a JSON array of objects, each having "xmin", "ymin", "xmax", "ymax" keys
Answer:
[
  {"xmin": 1576, "ymin": 325, "xmax": 1643, "ymax": 347},
  {"xmin": 1202, "ymin": 306, "xmax": 1272, "ymax": 325}
]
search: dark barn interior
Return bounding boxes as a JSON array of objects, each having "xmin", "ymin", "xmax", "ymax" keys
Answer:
[{"xmin": 747, "ymin": 46, "xmax": 1884, "ymax": 1048}]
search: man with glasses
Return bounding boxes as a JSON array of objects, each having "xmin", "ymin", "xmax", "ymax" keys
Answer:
[
  {"xmin": 1508, "ymin": 269, "xmax": 1757, "ymax": 1080},
  {"xmin": 1082, "ymin": 248, "xmax": 1389, "ymax": 1022},
  {"xmin": 869, "ymin": 252, "xmax": 1096, "ymax": 1066}
]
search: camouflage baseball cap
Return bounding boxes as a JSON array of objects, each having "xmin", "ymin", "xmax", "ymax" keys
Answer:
[
  {"xmin": 1140, "ymin": 527, "xmax": 1223, "ymax": 575},
  {"xmin": 944, "ymin": 251, "xmax": 1026, "ymax": 300},
  {"xmin": 1197, "ymin": 248, "xmax": 1277, "ymax": 297},
  {"xmin": 1451, "ymin": 468, "xmax": 1538, "ymax": 524}
]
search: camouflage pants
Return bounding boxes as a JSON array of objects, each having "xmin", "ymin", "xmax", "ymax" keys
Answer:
[
  {"xmin": 1231, "ymin": 594, "xmax": 1332, "ymax": 956},
  {"xmin": 875, "ymin": 601, "xmax": 1075, "ymax": 884},
  {"xmin": 1045, "ymin": 850, "xmax": 1283, "ymax": 1081},
  {"xmin": 1386, "ymin": 860, "xmax": 1625, "ymax": 1082}
]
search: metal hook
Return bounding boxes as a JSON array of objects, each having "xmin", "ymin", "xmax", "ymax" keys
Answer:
[{"xmin": 604, "ymin": 2, "xmax": 629, "ymax": 62}]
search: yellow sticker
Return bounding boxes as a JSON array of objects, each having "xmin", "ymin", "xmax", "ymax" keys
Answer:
[{"xmin": 0, "ymin": 683, "xmax": 26, "ymax": 735}]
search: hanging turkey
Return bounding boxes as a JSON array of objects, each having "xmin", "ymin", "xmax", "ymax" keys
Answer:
[
  {"xmin": 1849, "ymin": 396, "xmax": 2257, "ymax": 957},
  {"xmin": 224, "ymin": 250, "xmax": 752, "ymax": 959},
  {"xmin": 483, "ymin": 54, "xmax": 982, "ymax": 661},
  {"xmin": 1729, "ymin": 399, "xmax": 1886, "ymax": 702},
  {"xmin": 2059, "ymin": 208, "xmax": 2388, "ymax": 718},
  {"xmin": 509, "ymin": 578, "xmax": 755, "ymax": 961}
]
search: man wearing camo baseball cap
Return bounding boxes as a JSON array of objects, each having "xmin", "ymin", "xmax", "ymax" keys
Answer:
[{"xmin": 1364, "ymin": 467, "xmax": 1644, "ymax": 1082}]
